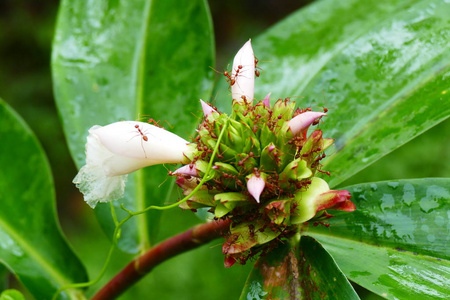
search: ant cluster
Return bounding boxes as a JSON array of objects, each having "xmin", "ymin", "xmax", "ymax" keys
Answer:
[{"xmin": 211, "ymin": 56, "xmax": 262, "ymax": 87}]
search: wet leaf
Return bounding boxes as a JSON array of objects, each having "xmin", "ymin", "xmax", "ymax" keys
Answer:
[
  {"xmin": 240, "ymin": 237, "xmax": 359, "ymax": 299},
  {"xmin": 307, "ymin": 179, "xmax": 450, "ymax": 299},
  {"xmin": 0, "ymin": 100, "xmax": 87, "ymax": 299},
  {"xmin": 52, "ymin": 0, "xmax": 215, "ymax": 251},
  {"xmin": 0, "ymin": 290, "xmax": 25, "ymax": 300},
  {"xmin": 216, "ymin": 0, "xmax": 450, "ymax": 187}
]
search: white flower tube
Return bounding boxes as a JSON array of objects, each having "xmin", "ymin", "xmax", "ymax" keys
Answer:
[
  {"xmin": 231, "ymin": 40, "xmax": 255, "ymax": 103},
  {"xmin": 73, "ymin": 121, "xmax": 190, "ymax": 208}
]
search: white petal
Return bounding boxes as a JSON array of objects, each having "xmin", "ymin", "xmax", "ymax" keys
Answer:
[
  {"xmin": 73, "ymin": 166, "xmax": 127, "ymax": 209},
  {"xmin": 93, "ymin": 121, "xmax": 189, "ymax": 167},
  {"xmin": 74, "ymin": 121, "xmax": 190, "ymax": 207},
  {"xmin": 73, "ymin": 131, "xmax": 127, "ymax": 208},
  {"xmin": 231, "ymin": 40, "xmax": 255, "ymax": 103}
]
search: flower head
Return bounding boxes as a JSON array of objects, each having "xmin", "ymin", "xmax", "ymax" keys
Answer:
[{"xmin": 172, "ymin": 41, "xmax": 355, "ymax": 267}]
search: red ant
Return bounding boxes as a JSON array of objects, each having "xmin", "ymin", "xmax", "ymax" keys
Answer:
[
  {"xmin": 254, "ymin": 57, "xmax": 262, "ymax": 77},
  {"xmin": 233, "ymin": 64, "xmax": 243, "ymax": 78},
  {"xmin": 316, "ymin": 169, "xmax": 331, "ymax": 176},
  {"xmin": 134, "ymin": 124, "xmax": 148, "ymax": 142},
  {"xmin": 210, "ymin": 67, "xmax": 236, "ymax": 86},
  {"xmin": 132, "ymin": 124, "xmax": 150, "ymax": 158}
]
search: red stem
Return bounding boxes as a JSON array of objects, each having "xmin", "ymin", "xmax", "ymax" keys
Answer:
[{"xmin": 91, "ymin": 219, "xmax": 231, "ymax": 300}]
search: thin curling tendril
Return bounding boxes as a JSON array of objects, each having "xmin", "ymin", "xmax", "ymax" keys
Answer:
[{"xmin": 52, "ymin": 119, "xmax": 229, "ymax": 300}]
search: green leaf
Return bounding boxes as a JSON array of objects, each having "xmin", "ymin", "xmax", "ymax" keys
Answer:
[
  {"xmin": 0, "ymin": 290, "xmax": 25, "ymax": 300},
  {"xmin": 0, "ymin": 100, "xmax": 87, "ymax": 300},
  {"xmin": 240, "ymin": 237, "xmax": 359, "ymax": 299},
  {"xmin": 52, "ymin": 0, "xmax": 215, "ymax": 251},
  {"xmin": 307, "ymin": 179, "xmax": 450, "ymax": 299},
  {"xmin": 216, "ymin": 0, "xmax": 450, "ymax": 187}
]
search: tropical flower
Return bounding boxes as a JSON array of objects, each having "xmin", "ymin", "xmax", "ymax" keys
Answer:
[
  {"xmin": 173, "ymin": 40, "xmax": 356, "ymax": 266},
  {"xmin": 74, "ymin": 121, "xmax": 190, "ymax": 208}
]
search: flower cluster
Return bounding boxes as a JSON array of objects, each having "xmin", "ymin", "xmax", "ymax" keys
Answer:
[
  {"xmin": 73, "ymin": 40, "xmax": 355, "ymax": 266},
  {"xmin": 173, "ymin": 41, "xmax": 355, "ymax": 266}
]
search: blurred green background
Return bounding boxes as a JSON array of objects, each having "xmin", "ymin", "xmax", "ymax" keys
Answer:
[{"xmin": 0, "ymin": 0, "xmax": 448, "ymax": 299}]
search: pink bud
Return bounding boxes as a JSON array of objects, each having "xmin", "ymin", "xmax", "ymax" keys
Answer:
[
  {"xmin": 200, "ymin": 99, "xmax": 217, "ymax": 116},
  {"xmin": 316, "ymin": 190, "xmax": 355, "ymax": 212},
  {"xmin": 247, "ymin": 174, "xmax": 265, "ymax": 203},
  {"xmin": 288, "ymin": 112, "xmax": 326, "ymax": 136},
  {"xmin": 263, "ymin": 92, "xmax": 271, "ymax": 108},
  {"xmin": 173, "ymin": 164, "xmax": 198, "ymax": 176},
  {"xmin": 224, "ymin": 255, "xmax": 237, "ymax": 268}
]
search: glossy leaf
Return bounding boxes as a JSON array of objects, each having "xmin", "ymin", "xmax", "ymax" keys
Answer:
[
  {"xmin": 240, "ymin": 236, "xmax": 359, "ymax": 299},
  {"xmin": 52, "ymin": 0, "xmax": 215, "ymax": 251},
  {"xmin": 0, "ymin": 100, "xmax": 87, "ymax": 299},
  {"xmin": 307, "ymin": 179, "xmax": 450, "ymax": 299},
  {"xmin": 0, "ymin": 290, "xmax": 25, "ymax": 300},
  {"xmin": 216, "ymin": 0, "xmax": 450, "ymax": 187}
]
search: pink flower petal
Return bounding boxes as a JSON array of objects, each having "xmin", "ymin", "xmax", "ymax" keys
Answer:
[
  {"xmin": 247, "ymin": 174, "xmax": 265, "ymax": 203},
  {"xmin": 200, "ymin": 99, "xmax": 217, "ymax": 116},
  {"xmin": 173, "ymin": 164, "xmax": 198, "ymax": 176},
  {"xmin": 288, "ymin": 112, "xmax": 326, "ymax": 136},
  {"xmin": 263, "ymin": 92, "xmax": 271, "ymax": 107}
]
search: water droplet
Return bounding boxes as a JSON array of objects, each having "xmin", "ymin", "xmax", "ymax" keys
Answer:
[
  {"xmin": 434, "ymin": 216, "xmax": 444, "ymax": 227},
  {"xmin": 352, "ymin": 187, "xmax": 363, "ymax": 193},
  {"xmin": 419, "ymin": 197, "xmax": 439, "ymax": 213},
  {"xmin": 380, "ymin": 194, "xmax": 395, "ymax": 211},
  {"xmin": 402, "ymin": 183, "xmax": 415, "ymax": 206},
  {"xmin": 350, "ymin": 271, "xmax": 371, "ymax": 278},
  {"xmin": 370, "ymin": 183, "xmax": 378, "ymax": 191},
  {"xmin": 0, "ymin": 232, "xmax": 24, "ymax": 257},
  {"xmin": 247, "ymin": 281, "xmax": 267, "ymax": 299},
  {"xmin": 427, "ymin": 234, "xmax": 436, "ymax": 242},
  {"xmin": 419, "ymin": 185, "xmax": 448, "ymax": 213},
  {"xmin": 387, "ymin": 182, "xmax": 399, "ymax": 189}
]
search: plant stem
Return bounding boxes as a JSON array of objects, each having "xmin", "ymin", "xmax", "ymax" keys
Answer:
[{"xmin": 91, "ymin": 219, "xmax": 231, "ymax": 300}]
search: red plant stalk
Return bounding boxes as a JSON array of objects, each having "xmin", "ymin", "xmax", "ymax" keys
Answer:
[{"xmin": 92, "ymin": 219, "xmax": 231, "ymax": 300}]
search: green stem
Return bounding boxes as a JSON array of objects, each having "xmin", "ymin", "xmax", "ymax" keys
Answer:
[{"xmin": 92, "ymin": 219, "xmax": 231, "ymax": 300}]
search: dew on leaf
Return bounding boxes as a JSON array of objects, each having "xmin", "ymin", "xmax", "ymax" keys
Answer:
[
  {"xmin": 387, "ymin": 182, "xmax": 399, "ymax": 189},
  {"xmin": 419, "ymin": 185, "xmax": 448, "ymax": 213},
  {"xmin": 402, "ymin": 183, "xmax": 415, "ymax": 206},
  {"xmin": 370, "ymin": 183, "xmax": 378, "ymax": 191},
  {"xmin": 0, "ymin": 231, "xmax": 24, "ymax": 257},
  {"xmin": 427, "ymin": 234, "xmax": 436, "ymax": 242},
  {"xmin": 350, "ymin": 271, "xmax": 372, "ymax": 278},
  {"xmin": 419, "ymin": 197, "xmax": 439, "ymax": 213},
  {"xmin": 434, "ymin": 215, "xmax": 444, "ymax": 227},
  {"xmin": 352, "ymin": 186, "xmax": 363, "ymax": 193},
  {"xmin": 358, "ymin": 193, "xmax": 367, "ymax": 201},
  {"xmin": 380, "ymin": 193, "xmax": 395, "ymax": 211},
  {"xmin": 421, "ymin": 224, "xmax": 429, "ymax": 233},
  {"xmin": 247, "ymin": 281, "xmax": 267, "ymax": 300}
]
